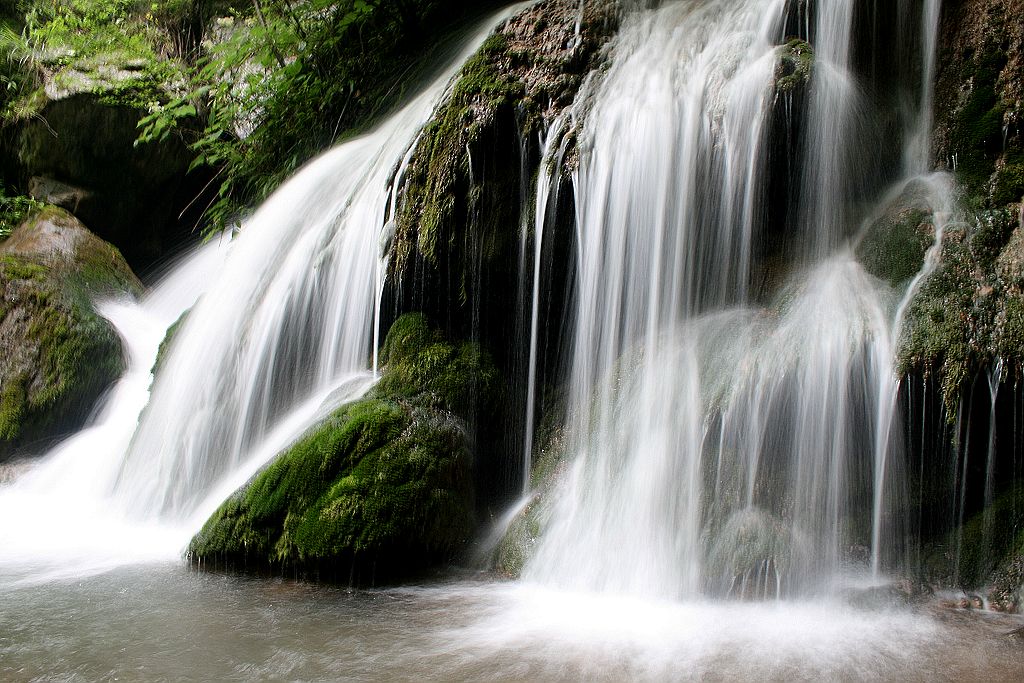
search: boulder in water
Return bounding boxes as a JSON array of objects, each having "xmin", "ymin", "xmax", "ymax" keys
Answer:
[
  {"xmin": 774, "ymin": 38, "xmax": 814, "ymax": 94},
  {"xmin": 0, "ymin": 206, "xmax": 141, "ymax": 460},
  {"xmin": 188, "ymin": 313, "xmax": 500, "ymax": 583}
]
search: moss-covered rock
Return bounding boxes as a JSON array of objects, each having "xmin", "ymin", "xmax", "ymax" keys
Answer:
[
  {"xmin": 391, "ymin": 0, "xmax": 618, "ymax": 313},
  {"xmin": 856, "ymin": 184, "xmax": 935, "ymax": 287},
  {"xmin": 188, "ymin": 313, "xmax": 500, "ymax": 583},
  {"xmin": 493, "ymin": 407, "xmax": 568, "ymax": 578},
  {"xmin": 920, "ymin": 482, "xmax": 1024, "ymax": 601},
  {"xmin": 934, "ymin": 0, "xmax": 1023, "ymax": 203},
  {"xmin": 775, "ymin": 38, "xmax": 814, "ymax": 94},
  {"xmin": 0, "ymin": 1, "xmax": 218, "ymax": 270},
  {"xmin": 898, "ymin": 206, "xmax": 1021, "ymax": 407},
  {"xmin": 151, "ymin": 308, "xmax": 188, "ymax": 375},
  {"xmin": 0, "ymin": 206, "xmax": 140, "ymax": 459}
]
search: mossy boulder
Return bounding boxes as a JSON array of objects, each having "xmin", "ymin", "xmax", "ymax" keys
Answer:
[
  {"xmin": 188, "ymin": 313, "xmax": 500, "ymax": 583},
  {"xmin": 856, "ymin": 185, "xmax": 935, "ymax": 288},
  {"xmin": 775, "ymin": 38, "xmax": 814, "ymax": 95},
  {"xmin": 0, "ymin": 206, "xmax": 141, "ymax": 459}
]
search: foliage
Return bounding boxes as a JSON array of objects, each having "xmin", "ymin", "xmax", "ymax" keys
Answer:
[
  {"xmin": 139, "ymin": 0, "xmax": 487, "ymax": 233},
  {"xmin": 0, "ymin": 22, "xmax": 41, "ymax": 123},
  {"xmin": 1, "ymin": 1, "xmax": 203, "ymax": 128},
  {"xmin": 0, "ymin": 186, "xmax": 43, "ymax": 240}
]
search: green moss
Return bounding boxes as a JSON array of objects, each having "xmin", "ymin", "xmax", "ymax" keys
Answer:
[
  {"xmin": 393, "ymin": 33, "xmax": 527, "ymax": 279},
  {"xmin": 188, "ymin": 314, "xmax": 498, "ymax": 581},
  {"xmin": 898, "ymin": 207, "xmax": 1023, "ymax": 410},
  {"xmin": 494, "ymin": 408, "xmax": 567, "ymax": 578},
  {"xmin": 190, "ymin": 397, "xmax": 408, "ymax": 561},
  {"xmin": 0, "ymin": 208, "xmax": 136, "ymax": 457},
  {"xmin": 152, "ymin": 309, "xmax": 189, "ymax": 375},
  {"xmin": 378, "ymin": 312, "xmax": 438, "ymax": 367},
  {"xmin": 0, "ymin": 372, "xmax": 29, "ymax": 440},
  {"xmin": 775, "ymin": 38, "xmax": 814, "ymax": 94},
  {"xmin": 494, "ymin": 495, "xmax": 543, "ymax": 577},
  {"xmin": 923, "ymin": 482, "xmax": 1024, "ymax": 590},
  {"xmin": 992, "ymin": 162, "xmax": 1024, "ymax": 206},
  {"xmin": 857, "ymin": 208, "xmax": 931, "ymax": 286},
  {"xmin": 947, "ymin": 48, "xmax": 1008, "ymax": 200}
]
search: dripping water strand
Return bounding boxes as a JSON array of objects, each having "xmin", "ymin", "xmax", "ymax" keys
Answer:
[{"xmin": 521, "ymin": 113, "xmax": 571, "ymax": 494}]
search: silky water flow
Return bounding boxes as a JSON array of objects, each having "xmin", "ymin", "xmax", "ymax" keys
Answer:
[
  {"xmin": 3, "ymin": 2, "xmax": 1023, "ymax": 682},
  {"xmin": 523, "ymin": 0, "xmax": 955, "ymax": 600}
]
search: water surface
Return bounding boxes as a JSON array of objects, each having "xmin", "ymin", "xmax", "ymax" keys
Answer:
[{"xmin": 3, "ymin": 565, "xmax": 1022, "ymax": 682}]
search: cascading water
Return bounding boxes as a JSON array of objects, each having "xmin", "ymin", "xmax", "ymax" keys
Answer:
[
  {"xmin": 114, "ymin": 11, "xmax": 525, "ymax": 522},
  {"xmin": 5, "ymin": 2, "xmax": 1024, "ymax": 679},
  {"xmin": 522, "ymin": 0, "xmax": 954, "ymax": 599},
  {"xmin": 0, "ymin": 6, "xmax": 526, "ymax": 572},
  {"xmin": 0, "ymin": 240, "xmax": 228, "ymax": 581}
]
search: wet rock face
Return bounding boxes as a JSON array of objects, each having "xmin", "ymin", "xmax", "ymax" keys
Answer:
[
  {"xmin": 390, "ymin": 0, "xmax": 619, "ymax": 322},
  {"xmin": 0, "ymin": 207, "xmax": 140, "ymax": 460},
  {"xmin": 385, "ymin": 0, "xmax": 619, "ymax": 507},
  {"xmin": 897, "ymin": 0, "xmax": 1024, "ymax": 404},
  {"xmin": 934, "ymin": 0, "xmax": 1024, "ymax": 203}
]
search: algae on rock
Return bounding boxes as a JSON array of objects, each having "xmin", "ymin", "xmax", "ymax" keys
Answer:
[
  {"xmin": 897, "ymin": 206, "xmax": 1021, "ymax": 408},
  {"xmin": 933, "ymin": 0, "xmax": 1023, "ymax": 204},
  {"xmin": 774, "ymin": 38, "xmax": 814, "ymax": 95}
]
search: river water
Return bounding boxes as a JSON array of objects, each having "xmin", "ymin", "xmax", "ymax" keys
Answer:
[{"xmin": 2, "ymin": 565, "xmax": 1023, "ymax": 682}]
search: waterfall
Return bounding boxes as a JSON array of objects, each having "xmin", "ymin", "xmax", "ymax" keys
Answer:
[
  {"xmin": 0, "ymin": 6, "xmax": 526, "ymax": 572},
  {"xmin": 0, "ymin": 241, "xmax": 228, "ymax": 580},
  {"xmin": 111, "ymin": 7, "xmax": 529, "ymax": 525},
  {"xmin": 0, "ymin": 0, "xmax": 957, "ymax": 598},
  {"xmin": 523, "ymin": 0, "xmax": 949, "ymax": 599}
]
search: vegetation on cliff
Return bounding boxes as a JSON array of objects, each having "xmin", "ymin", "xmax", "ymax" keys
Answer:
[
  {"xmin": 900, "ymin": 0, "xmax": 1024, "ymax": 408},
  {"xmin": 392, "ymin": 0, "xmax": 619, "ymax": 286}
]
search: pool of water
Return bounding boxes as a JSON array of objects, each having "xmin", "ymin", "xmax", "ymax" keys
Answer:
[{"xmin": 2, "ymin": 563, "xmax": 1022, "ymax": 682}]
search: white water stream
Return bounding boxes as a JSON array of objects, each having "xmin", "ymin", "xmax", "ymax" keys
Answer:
[{"xmin": 521, "ymin": 0, "xmax": 957, "ymax": 599}]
